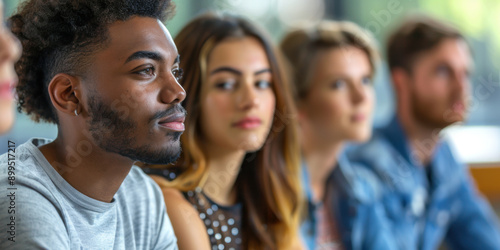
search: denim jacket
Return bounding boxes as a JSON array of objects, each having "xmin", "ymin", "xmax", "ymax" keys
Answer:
[
  {"xmin": 300, "ymin": 152, "xmax": 398, "ymax": 250},
  {"xmin": 348, "ymin": 116, "xmax": 500, "ymax": 249}
]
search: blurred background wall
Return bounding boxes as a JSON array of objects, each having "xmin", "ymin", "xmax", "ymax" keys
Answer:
[{"xmin": 2, "ymin": 0, "xmax": 500, "ymax": 198}]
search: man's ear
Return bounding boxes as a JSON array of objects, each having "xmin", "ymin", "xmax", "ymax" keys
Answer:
[
  {"xmin": 295, "ymin": 100, "xmax": 308, "ymax": 123},
  {"xmin": 47, "ymin": 73, "xmax": 82, "ymax": 116},
  {"xmin": 391, "ymin": 67, "xmax": 410, "ymax": 97}
]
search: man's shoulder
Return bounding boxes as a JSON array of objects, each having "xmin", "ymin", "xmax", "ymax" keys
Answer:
[
  {"xmin": 0, "ymin": 141, "xmax": 70, "ymax": 249},
  {"xmin": 434, "ymin": 138, "xmax": 466, "ymax": 170},
  {"xmin": 0, "ymin": 139, "xmax": 55, "ymax": 192}
]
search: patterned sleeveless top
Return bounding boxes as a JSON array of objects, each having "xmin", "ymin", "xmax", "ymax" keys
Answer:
[
  {"xmin": 183, "ymin": 189, "xmax": 243, "ymax": 250},
  {"xmin": 141, "ymin": 167, "xmax": 243, "ymax": 249}
]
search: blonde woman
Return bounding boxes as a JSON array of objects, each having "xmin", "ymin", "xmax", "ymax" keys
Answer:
[{"xmin": 281, "ymin": 21, "xmax": 395, "ymax": 249}]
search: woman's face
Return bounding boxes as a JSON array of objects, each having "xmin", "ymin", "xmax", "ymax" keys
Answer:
[
  {"xmin": 199, "ymin": 37, "xmax": 276, "ymax": 153},
  {"xmin": 0, "ymin": 2, "xmax": 21, "ymax": 134},
  {"xmin": 300, "ymin": 46, "xmax": 375, "ymax": 143}
]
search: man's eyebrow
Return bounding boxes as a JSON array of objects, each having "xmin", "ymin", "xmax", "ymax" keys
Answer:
[
  {"xmin": 125, "ymin": 51, "xmax": 163, "ymax": 64},
  {"xmin": 174, "ymin": 55, "xmax": 180, "ymax": 64}
]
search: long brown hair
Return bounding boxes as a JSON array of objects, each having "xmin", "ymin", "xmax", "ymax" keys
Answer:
[{"xmin": 155, "ymin": 12, "xmax": 302, "ymax": 249}]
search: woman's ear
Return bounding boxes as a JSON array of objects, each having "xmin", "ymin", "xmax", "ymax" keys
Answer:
[{"xmin": 47, "ymin": 73, "xmax": 82, "ymax": 117}]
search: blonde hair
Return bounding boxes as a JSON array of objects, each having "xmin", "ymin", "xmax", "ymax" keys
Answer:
[{"xmin": 281, "ymin": 21, "xmax": 379, "ymax": 102}]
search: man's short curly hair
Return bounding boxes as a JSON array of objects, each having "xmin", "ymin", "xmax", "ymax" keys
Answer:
[{"xmin": 10, "ymin": 0, "xmax": 175, "ymax": 124}]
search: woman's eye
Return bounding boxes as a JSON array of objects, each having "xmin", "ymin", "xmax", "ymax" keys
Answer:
[
  {"xmin": 136, "ymin": 67, "xmax": 155, "ymax": 77},
  {"xmin": 436, "ymin": 65, "xmax": 450, "ymax": 77},
  {"xmin": 331, "ymin": 79, "xmax": 346, "ymax": 89},
  {"xmin": 215, "ymin": 80, "xmax": 236, "ymax": 90},
  {"xmin": 256, "ymin": 80, "xmax": 271, "ymax": 89},
  {"xmin": 361, "ymin": 76, "xmax": 373, "ymax": 86},
  {"xmin": 172, "ymin": 68, "xmax": 184, "ymax": 81}
]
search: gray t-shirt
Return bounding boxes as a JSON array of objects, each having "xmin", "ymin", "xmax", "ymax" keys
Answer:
[{"xmin": 0, "ymin": 138, "xmax": 177, "ymax": 249}]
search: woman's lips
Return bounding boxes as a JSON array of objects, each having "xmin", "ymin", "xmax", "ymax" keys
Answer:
[
  {"xmin": 0, "ymin": 80, "xmax": 16, "ymax": 99},
  {"xmin": 351, "ymin": 113, "xmax": 366, "ymax": 123},
  {"xmin": 233, "ymin": 117, "xmax": 262, "ymax": 129}
]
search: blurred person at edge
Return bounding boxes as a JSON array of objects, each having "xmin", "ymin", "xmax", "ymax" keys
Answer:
[
  {"xmin": 0, "ymin": 1, "xmax": 21, "ymax": 134},
  {"xmin": 281, "ymin": 21, "xmax": 396, "ymax": 250},
  {"xmin": 348, "ymin": 15, "xmax": 500, "ymax": 249},
  {"xmin": 0, "ymin": 0, "xmax": 185, "ymax": 248},
  {"xmin": 141, "ymin": 12, "xmax": 304, "ymax": 250}
]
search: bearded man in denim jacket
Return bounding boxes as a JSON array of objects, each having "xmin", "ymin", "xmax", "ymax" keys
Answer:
[{"xmin": 349, "ymin": 16, "xmax": 500, "ymax": 249}]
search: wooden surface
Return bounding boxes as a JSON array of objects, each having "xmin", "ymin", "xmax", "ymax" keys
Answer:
[{"xmin": 470, "ymin": 164, "xmax": 500, "ymax": 200}]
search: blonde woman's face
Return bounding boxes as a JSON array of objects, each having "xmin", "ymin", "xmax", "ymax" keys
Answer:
[
  {"xmin": 0, "ymin": 2, "xmax": 21, "ymax": 134},
  {"xmin": 300, "ymin": 46, "xmax": 375, "ymax": 143},
  {"xmin": 199, "ymin": 37, "xmax": 276, "ymax": 152}
]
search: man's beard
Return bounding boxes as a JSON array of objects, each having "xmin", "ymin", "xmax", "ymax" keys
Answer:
[
  {"xmin": 410, "ymin": 89, "xmax": 465, "ymax": 129},
  {"xmin": 87, "ymin": 93, "xmax": 184, "ymax": 165}
]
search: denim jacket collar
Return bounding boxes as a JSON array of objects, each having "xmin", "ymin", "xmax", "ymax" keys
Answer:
[
  {"xmin": 380, "ymin": 116, "xmax": 419, "ymax": 166},
  {"xmin": 379, "ymin": 116, "xmax": 463, "ymax": 201}
]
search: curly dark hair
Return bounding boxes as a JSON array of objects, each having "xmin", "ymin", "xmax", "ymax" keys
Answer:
[{"xmin": 10, "ymin": 0, "xmax": 175, "ymax": 124}]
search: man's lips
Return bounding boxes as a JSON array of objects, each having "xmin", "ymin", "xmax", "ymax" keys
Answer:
[
  {"xmin": 452, "ymin": 102, "xmax": 466, "ymax": 113},
  {"xmin": 232, "ymin": 117, "xmax": 262, "ymax": 129},
  {"xmin": 158, "ymin": 113, "xmax": 185, "ymax": 132}
]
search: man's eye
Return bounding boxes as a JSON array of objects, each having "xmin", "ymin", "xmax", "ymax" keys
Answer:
[
  {"xmin": 436, "ymin": 65, "xmax": 450, "ymax": 77},
  {"xmin": 136, "ymin": 67, "xmax": 155, "ymax": 76},
  {"xmin": 172, "ymin": 68, "xmax": 184, "ymax": 81}
]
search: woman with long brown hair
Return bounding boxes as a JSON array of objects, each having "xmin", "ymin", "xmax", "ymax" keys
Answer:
[{"xmin": 144, "ymin": 12, "xmax": 303, "ymax": 249}]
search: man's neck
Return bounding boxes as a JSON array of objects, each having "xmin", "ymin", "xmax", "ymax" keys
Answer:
[
  {"xmin": 398, "ymin": 113, "xmax": 442, "ymax": 167},
  {"xmin": 39, "ymin": 134, "xmax": 134, "ymax": 203}
]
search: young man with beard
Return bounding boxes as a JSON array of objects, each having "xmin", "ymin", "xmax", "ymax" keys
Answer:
[
  {"xmin": 349, "ymin": 16, "xmax": 500, "ymax": 249},
  {"xmin": 0, "ymin": 0, "xmax": 185, "ymax": 249}
]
